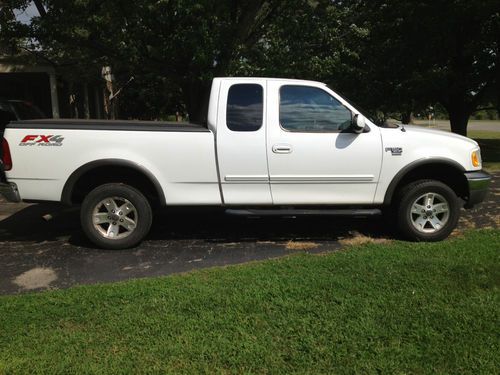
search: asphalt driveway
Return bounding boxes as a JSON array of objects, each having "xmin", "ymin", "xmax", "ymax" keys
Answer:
[{"xmin": 1, "ymin": 172, "xmax": 498, "ymax": 295}]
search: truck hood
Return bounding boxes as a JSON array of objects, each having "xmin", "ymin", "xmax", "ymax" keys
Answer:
[{"xmin": 397, "ymin": 124, "xmax": 478, "ymax": 147}]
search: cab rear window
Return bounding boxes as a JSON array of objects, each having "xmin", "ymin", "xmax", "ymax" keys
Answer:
[{"xmin": 226, "ymin": 84, "xmax": 263, "ymax": 132}]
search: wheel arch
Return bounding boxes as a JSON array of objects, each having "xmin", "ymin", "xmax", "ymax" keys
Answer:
[
  {"xmin": 383, "ymin": 158, "xmax": 468, "ymax": 205},
  {"xmin": 61, "ymin": 159, "xmax": 166, "ymax": 206}
]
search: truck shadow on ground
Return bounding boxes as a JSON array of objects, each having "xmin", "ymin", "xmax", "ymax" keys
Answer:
[
  {"xmin": 0, "ymin": 203, "xmax": 392, "ymax": 248},
  {"xmin": 1, "ymin": 199, "xmax": 495, "ymax": 294},
  {"xmin": 0, "ymin": 204, "xmax": 394, "ymax": 295}
]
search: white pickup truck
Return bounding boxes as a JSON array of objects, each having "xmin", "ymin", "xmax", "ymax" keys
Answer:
[{"xmin": 0, "ymin": 77, "xmax": 491, "ymax": 249}]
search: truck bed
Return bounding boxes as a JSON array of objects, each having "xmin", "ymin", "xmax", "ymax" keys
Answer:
[
  {"xmin": 4, "ymin": 118, "xmax": 220, "ymax": 204},
  {"xmin": 7, "ymin": 119, "xmax": 210, "ymax": 132}
]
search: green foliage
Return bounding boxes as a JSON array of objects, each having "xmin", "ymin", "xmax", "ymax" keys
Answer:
[
  {"xmin": 0, "ymin": 1, "xmax": 31, "ymax": 53},
  {"xmin": 0, "ymin": 0, "xmax": 498, "ymax": 132},
  {"xmin": 2, "ymin": 0, "xmax": 289, "ymax": 119},
  {"xmin": 340, "ymin": 0, "xmax": 500, "ymax": 133},
  {"xmin": 472, "ymin": 109, "xmax": 499, "ymax": 121},
  {"xmin": 0, "ymin": 229, "xmax": 499, "ymax": 373}
]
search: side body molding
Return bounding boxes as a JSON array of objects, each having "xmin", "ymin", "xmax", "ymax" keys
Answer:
[
  {"xmin": 383, "ymin": 157, "xmax": 466, "ymax": 205},
  {"xmin": 61, "ymin": 159, "xmax": 166, "ymax": 206}
]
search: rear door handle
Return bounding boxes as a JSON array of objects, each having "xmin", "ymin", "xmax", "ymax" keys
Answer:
[{"xmin": 272, "ymin": 144, "xmax": 293, "ymax": 154}]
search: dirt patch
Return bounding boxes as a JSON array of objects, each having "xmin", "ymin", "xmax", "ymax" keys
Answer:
[
  {"xmin": 12, "ymin": 267, "xmax": 58, "ymax": 290},
  {"xmin": 339, "ymin": 233, "xmax": 390, "ymax": 247},
  {"xmin": 285, "ymin": 241, "xmax": 319, "ymax": 250}
]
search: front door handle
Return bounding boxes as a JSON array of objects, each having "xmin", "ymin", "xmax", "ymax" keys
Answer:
[{"xmin": 272, "ymin": 144, "xmax": 293, "ymax": 154}]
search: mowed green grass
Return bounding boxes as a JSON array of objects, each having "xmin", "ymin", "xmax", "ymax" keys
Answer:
[
  {"xmin": 1, "ymin": 230, "xmax": 499, "ymax": 374},
  {"xmin": 468, "ymin": 131, "xmax": 500, "ymax": 172}
]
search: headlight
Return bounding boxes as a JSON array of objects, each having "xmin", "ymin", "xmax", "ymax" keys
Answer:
[{"xmin": 471, "ymin": 149, "xmax": 482, "ymax": 168}]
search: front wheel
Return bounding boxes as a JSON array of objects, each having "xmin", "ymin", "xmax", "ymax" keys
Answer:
[
  {"xmin": 396, "ymin": 180, "xmax": 460, "ymax": 241},
  {"xmin": 81, "ymin": 183, "xmax": 153, "ymax": 249}
]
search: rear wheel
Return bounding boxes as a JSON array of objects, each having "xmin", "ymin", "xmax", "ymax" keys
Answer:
[
  {"xmin": 396, "ymin": 180, "xmax": 460, "ymax": 241},
  {"xmin": 81, "ymin": 183, "xmax": 152, "ymax": 249}
]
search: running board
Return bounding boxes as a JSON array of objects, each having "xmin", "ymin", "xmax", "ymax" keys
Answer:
[{"xmin": 225, "ymin": 208, "xmax": 382, "ymax": 217}]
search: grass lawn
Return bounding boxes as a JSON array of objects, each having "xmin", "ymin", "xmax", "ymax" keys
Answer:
[
  {"xmin": 468, "ymin": 131, "xmax": 500, "ymax": 172},
  {"xmin": 1, "ymin": 230, "xmax": 499, "ymax": 374}
]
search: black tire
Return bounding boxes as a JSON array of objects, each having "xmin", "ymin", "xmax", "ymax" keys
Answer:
[
  {"xmin": 395, "ymin": 179, "xmax": 460, "ymax": 241},
  {"xmin": 80, "ymin": 183, "xmax": 152, "ymax": 249}
]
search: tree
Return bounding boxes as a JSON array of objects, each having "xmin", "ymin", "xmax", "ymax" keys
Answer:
[
  {"xmin": 345, "ymin": 0, "xmax": 500, "ymax": 135},
  {"xmin": 1, "ymin": 0, "xmax": 287, "ymax": 120},
  {"xmin": 233, "ymin": 0, "xmax": 348, "ymax": 79},
  {"xmin": 0, "ymin": 0, "xmax": 30, "ymax": 53},
  {"xmin": 2, "ymin": 0, "xmax": 497, "ymax": 133}
]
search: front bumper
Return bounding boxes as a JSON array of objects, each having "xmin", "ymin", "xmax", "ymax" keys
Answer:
[{"xmin": 464, "ymin": 170, "xmax": 491, "ymax": 208}]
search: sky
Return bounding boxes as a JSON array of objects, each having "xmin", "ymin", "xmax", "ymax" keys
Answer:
[{"xmin": 13, "ymin": 2, "xmax": 40, "ymax": 25}]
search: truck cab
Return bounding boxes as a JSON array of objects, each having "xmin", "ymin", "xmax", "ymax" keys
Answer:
[{"xmin": 211, "ymin": 78, "xmax": 383, "ymax": 205}]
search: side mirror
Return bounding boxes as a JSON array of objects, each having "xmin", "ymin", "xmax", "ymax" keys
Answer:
[{"xmin": 351, "ymin": 114, "xmax": 366, "ymax": 134}]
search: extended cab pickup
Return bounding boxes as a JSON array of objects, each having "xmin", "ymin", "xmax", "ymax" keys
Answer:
[{"xmin": 0, "ymin": 78, "xmax": 492, "ymax": 249}]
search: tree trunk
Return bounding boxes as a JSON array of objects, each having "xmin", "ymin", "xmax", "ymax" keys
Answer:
[
  {"xmin": 401, "ymin": 111, "xmax": 413, "ymax": 124},
  {"xmin": 448, "ymin": 107, "xmax": 470, "ymax": 136}
]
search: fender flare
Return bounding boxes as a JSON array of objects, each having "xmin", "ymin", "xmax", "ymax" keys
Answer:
[
  {"xmin": 61, "ymin": 159, "xmax": 166, "ymax": 206},
  {"xmin": 383, "ymin": 157, "xmax": 466, "ymax": 205}
]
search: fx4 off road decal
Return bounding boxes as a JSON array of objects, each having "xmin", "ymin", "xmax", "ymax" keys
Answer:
[{"xmin": 20, "ymin": 135, "xmax": 64, "ymax": 147}]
